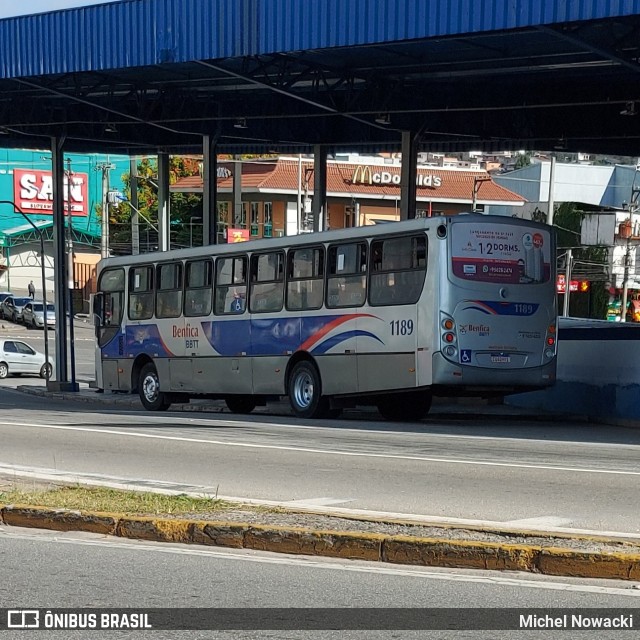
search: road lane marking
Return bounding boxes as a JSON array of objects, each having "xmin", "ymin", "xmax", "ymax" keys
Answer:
[
  {"xmin": 2, "ymin": 420, "xmax": 640, "ymax": 477},
  {"xmin": 502, "ymin": 516, "xmax": 573, "ymax": 528},
  {"xmin": 282, "ymin": 497, "xmax": 356, "ymax": 507},
  {"xmin": 1, "ymin": 463, "xmax": 640, "ymax": 541},
  {"xmin": 1, "ymin": 526, "xmax": 639, "ymax": 597}
]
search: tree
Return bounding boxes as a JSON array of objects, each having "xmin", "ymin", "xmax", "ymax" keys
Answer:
[
  {"xmin": 553, "ymin": 202, "xmax": 608, "ymax": 319},
  {"xmin": 514, "ymin": 152, "xmax": 531, "ymax": 169},
  {"xmin": 107, "ymin": 156, "xmax": 203, "ymax": 254}
]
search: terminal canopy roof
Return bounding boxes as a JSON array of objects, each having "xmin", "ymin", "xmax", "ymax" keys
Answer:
[{"xmin": 0, "ymin": 1, "xmax": 640, "ymax": 156}]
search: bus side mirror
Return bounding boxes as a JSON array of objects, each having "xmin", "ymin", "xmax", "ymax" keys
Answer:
[{"xmin": 91, "ymin": 293, "xmax": 103, "ymax": 328}]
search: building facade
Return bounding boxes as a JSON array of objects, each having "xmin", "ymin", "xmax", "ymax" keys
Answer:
[
  {"xmin": 171, "ymin": 156, "xmax": 525, "ymax": 240},
  {"xmin": 0, "ymin": 149, "xmax": 128, "ymax": 297}
]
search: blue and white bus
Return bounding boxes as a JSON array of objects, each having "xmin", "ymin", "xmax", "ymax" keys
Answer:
[{"xmin": 93, "ymin": 215, "xmax": 557, "ymax": 420}]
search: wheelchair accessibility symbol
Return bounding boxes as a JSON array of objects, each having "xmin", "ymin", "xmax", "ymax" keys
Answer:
[{"xmin": 460, "ymin": 349, "xmax": 472, "ymax": 363}]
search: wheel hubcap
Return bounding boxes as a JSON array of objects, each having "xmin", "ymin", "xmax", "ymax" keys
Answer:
[
  {"xmin": 293, "ymin": 371, "xmax": 313, "ymax": 409},
  {"xmin": 143, "ymin": 374, "xmax": 159, "ymax": 403}
]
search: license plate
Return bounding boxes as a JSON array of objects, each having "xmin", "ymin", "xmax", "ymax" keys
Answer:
[{"xmin": 491, "ymin": 355, "xmax": 511, "ymax": 363}]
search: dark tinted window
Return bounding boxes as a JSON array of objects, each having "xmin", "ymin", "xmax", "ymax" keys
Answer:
[{"xmin": 369, "ymin": 236, "xmax": 427, "ymax": 305}]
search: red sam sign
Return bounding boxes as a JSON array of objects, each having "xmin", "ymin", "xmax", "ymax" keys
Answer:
[{"xmin": 13, "ymin": 169, "xmax": 89, "ymax": 216}]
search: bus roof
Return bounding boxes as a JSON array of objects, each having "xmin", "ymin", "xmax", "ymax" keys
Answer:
[{"xmin": 97, "ymin": 214, "xmax": 548, "ymax": 269}]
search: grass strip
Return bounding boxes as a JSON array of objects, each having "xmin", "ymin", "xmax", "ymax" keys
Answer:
[{"xmin": 0, "ymin": 483, "xmax": 249, "ymax": 517}]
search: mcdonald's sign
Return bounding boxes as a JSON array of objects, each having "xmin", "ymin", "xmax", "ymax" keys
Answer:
[
  {"xmin": 351, "ymin": 165, "xmax": 374, "ymax": 185},
  {"xmin": 351, "ymin": 165, "xmax": 442, "ymax": 188}
]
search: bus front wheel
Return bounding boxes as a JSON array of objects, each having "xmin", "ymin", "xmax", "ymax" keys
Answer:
[
  {"xmin": 377, "ymin": 391, "xmax": 432, "ymax": 422},
  {"xmin": 225, "ymin": 395, "xmax": 257, "ymax": 414},
  {"xmin": 138, "ymin": 363, "xmax": 171, "ymax": 411},
  {"xmin": 288, "ymin": 361, "xmax": 331, "ymax": 419}
]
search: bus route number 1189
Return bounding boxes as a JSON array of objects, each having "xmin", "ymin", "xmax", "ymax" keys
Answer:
[{"xmin": 390, "ymin": 319, "xmax": 414, "ymax": 335}]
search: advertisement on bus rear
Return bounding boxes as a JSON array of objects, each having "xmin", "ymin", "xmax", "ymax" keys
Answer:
[{"xmin": 451, "ymin": 222, "xmax": 551, "ymax": 284}]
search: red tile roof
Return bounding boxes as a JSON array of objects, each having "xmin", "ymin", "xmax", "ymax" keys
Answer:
[{"xmin": 171, "ymin": 158, "xmax": 525, "ymax": 204}]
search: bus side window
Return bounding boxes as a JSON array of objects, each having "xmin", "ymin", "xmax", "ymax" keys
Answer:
[
  {"xmin": 326, "ymin": 242, "xmax": 366, "ymax": 309},
  {"xmin": 156, "ymin": 262, "xmax": 183, "ymax": 319},
  {"xmin": 184, "ymin": 259, "xmax": 213, "ymax": 317},
  {"xmin": 128, "ymin": 265, "xmax": 154, "ymax": 320},
  {"xmin": 215, "ymin": 255, "xmax": 248, "ymax": 315},
  {"xmin": 286, "ymin": 246, "xmax": 324, "ymax": 311},
  {"xmin": 369, "ymin": 236, "xmax": 427, "ymax": 306},
  {"xmin": 250, "ymin": 251, "xmax": 284, "ymax": 313}
]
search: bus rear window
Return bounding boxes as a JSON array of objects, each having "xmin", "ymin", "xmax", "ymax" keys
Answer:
[{"xmin": 450, "ymin": 222, "xmax": 551, "ymax": 284}]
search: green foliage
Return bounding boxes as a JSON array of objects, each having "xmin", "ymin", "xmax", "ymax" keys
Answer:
[
  {"xmin": 514, "ymin": 152, "xmax": 531, "ymax": 169},
  {"xmin": 554, "ymin": 202, "xmax": 608, "ymax": 319},
  {"xmin": 108, "ymin": 156, "xmax": 204, "ymax": 254}
]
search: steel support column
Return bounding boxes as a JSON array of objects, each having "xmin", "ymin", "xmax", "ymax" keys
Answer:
[
  {"xmin": 233, "ymin": 156, "xmax": 242, "ymax": 229},
  {"xmin": 50, "ymin": 137, "xmax": 76, "ymax": 390},
  {"xmin": 312, "ymin": 145, "xmax": 327, "ymax": 232},
  {"xmin": 400, "ymin": 130, "xmax": 418, "ymax": 220},
  {"xmin": 157, "ymin": 152, "xmax": 170, "ymax": 251},
  {"xmin": 202, "ymin": 135, "xmax": 218, "ymax": 245}
]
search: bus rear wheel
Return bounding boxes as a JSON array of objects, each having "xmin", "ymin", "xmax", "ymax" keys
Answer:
[
  {"xmin": 138, "ymin": 363, "xmax": 171, "ymax": 411},
  {"xmin": 377, "ymin": 391, "xmax": 432, "ymax": 422},
  {"xmin": 288, "ymin": 360, "xmax": 332, "ymax": 419},
  {"xmin": 225, "ymin": 395, "xmax": 257, "ymax": 414}
]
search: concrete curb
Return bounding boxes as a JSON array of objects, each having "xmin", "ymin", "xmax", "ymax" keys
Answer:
[{"xmin": 2, "ymin": 504, "xmax": 639, "ymax": 581}]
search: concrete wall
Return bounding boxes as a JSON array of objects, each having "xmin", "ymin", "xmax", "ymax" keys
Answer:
[{"xmin": 507, "ymin": 318, "xmax": 640, "ymax": 423}]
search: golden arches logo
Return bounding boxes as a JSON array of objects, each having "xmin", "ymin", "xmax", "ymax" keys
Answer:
[{"xmin": 351, "ymin": 165, "xmax": 373, "ymax": 185}]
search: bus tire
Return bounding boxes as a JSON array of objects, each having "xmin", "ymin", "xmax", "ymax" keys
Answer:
[
  {"xmin": 138, "ymin": 363, "xmax": 171, "ymax": 411},
  {"xmin": 225, "ymin": 395, "xmax": 257, "ymax": 414},
  {"xmin": 377, "ymin": 391, "xmax": 432, "ymax": 422},
  {"xmin": 288, "ymin": 360, "xmax": 331, "ymax": 419}
]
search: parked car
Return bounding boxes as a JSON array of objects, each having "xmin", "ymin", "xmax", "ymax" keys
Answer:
[
  {"xmin": 22, "ymin": 301, "xmax": 56, "ymax": 329},
  {"xmin": 0, "ymin": 338, "xmax": 53, "ymax": 379},
  {"xmin": 0, "ymin": 296, "xmax": 32, "ymax": 323},
  {"xmin": 0, "ymin": 292, "xmax": 13, "ymax": 319}
]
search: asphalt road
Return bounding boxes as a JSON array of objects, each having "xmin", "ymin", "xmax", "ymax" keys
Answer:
[
  {"xmin": 0, "ymin": 385, "xmax": 639, "ymax": 536},
  {"xmin": 1, "ymin": 526, "xmax": 639, "ymax": 639}
]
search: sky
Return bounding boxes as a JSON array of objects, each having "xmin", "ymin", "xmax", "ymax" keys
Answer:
[{"xmin": 0, "ymin": 1, "xmax": 122, "ymax": 18}]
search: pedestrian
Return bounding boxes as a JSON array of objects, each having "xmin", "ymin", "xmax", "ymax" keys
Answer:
[{"xmin": 28, "ymin": 280, "xmax": 35, "ymax": 299}]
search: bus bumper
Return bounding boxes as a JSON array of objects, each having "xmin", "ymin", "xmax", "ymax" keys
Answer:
[{"xmin": 431, "ymin": 352, "xmax": 556, "ymax": 394}]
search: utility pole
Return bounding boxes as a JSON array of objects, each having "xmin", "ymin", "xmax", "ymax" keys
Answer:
[
  {"xmin": 562, "ymin": 248, "xmax": 573, "ymax": 317},
  {"xmin": 547, "ymin": 156, "xmax": 556, "ymax": 226},
  {"xmin": 621, "ymin": 178, "xmax": 640, "ymax": 321},
  {"xmin": 96, "ymin": 161, "xmax": 115, "ymax": 258}
]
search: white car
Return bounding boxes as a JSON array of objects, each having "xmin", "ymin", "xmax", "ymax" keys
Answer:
[
  {"xmin": 22, "ymin": 301, "xmax": 56, "ymax": 329},
  {"xmin": 0, "ymin": 339, "xmax": 53, "ymax": 379}
]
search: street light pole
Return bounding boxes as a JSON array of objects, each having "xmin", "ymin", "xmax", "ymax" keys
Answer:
[
  {"xmin": 0, "ymin": 200, "xmax": 50, "ymax": 383},
  {"xmin": 65, "ymin": 159, "xmax": 76, "ymax": 387}
]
